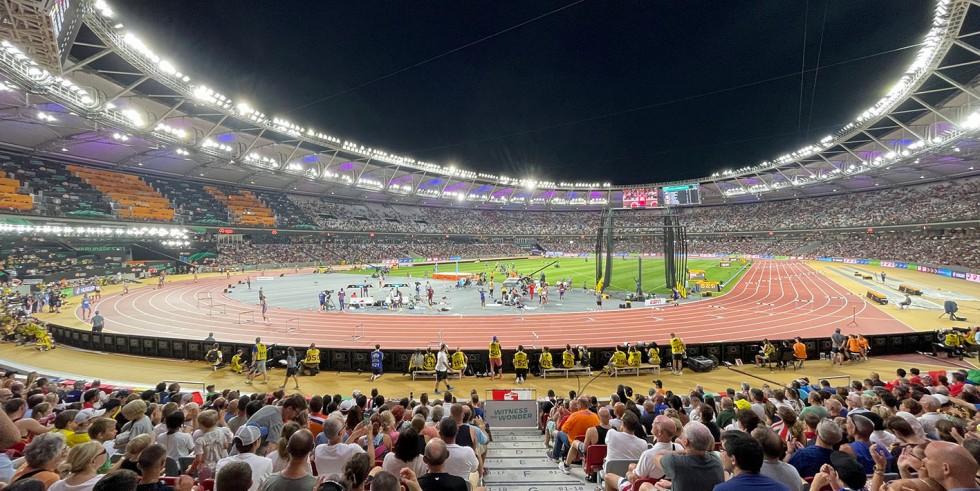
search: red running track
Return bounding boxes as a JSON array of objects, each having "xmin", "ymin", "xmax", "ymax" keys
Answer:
[{"xmin": 77, "ymin": 261, "xmax": 910, "ymax": 350}]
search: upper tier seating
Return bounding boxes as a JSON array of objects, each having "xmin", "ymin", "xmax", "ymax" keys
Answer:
[
  {"xmin": 149, "ymin": 178, "xmax": 230, "ymax": 226},
  {"xmin": 204, "ymin": 186, "xmax": 275, "ymax": 227},
  {"xmin": 4, "ymin": 157, "xmax": 112, "ymax": 218},
  {"xmin": 254, "ymin": 191, "xmax": 317, "ymax": 229},
  {"xmin": 68, "ymin": 166, "xmax": 175, "ymax": 222}
]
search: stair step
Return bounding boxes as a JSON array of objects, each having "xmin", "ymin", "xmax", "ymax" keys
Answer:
[
  {"xmin": 487, "ymin": 468, "xmax": 583, "ymax": 482},
  {"xmin": 485, "ymin": 456, "xmax": 559, "ymax": 467},
  {"xmin": 485, "ymin": 485, "xmax": 594, "ymax": 491}
]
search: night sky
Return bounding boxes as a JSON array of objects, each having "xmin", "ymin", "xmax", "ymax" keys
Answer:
[{"xmin": 116, "ymin": 1, "xmax": 933, "ymax": 185}]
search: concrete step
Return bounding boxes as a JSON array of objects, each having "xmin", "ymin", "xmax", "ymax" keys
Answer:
[
  {"xmin": 487, "ymin": 467, "xmax": 584, "ymax": 483},
  {"xmin": 485, "ymin": 485, "xmax": 595, "ymax": 491}
]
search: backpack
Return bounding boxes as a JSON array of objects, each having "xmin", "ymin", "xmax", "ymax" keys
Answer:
[{"xmin": 206, "ymin": 350, "xmax": 218, "ymax": 363}]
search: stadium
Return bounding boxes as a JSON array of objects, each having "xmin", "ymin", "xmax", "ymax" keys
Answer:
[{"xmin": 0, "ymin": 1, "xmax": 978, "ymax": 490}]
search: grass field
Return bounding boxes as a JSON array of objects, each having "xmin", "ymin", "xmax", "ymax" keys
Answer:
[{"xmin": 341, "ymin": 257, "xmax": 745, "ymax": 295}]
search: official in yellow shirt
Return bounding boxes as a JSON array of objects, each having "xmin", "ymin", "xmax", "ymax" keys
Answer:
[
  {"xmin": 627, "ymin": 346, "xmax": 642, "ymax": 367},
  {"xmin": 513, "ymin": 346, "xmax": 529, "ymax": 384},
  {"xmin": 539, "ymin": 347, "xmax": 554, "ymax": 371},
  {"xmin": 562, "ymin": 344, "xmax": 576, "ymax": 368},
  {"xmin": 303, "ymin": 343, "xmax": 321, "ymax": 376},
  {"xmin": 669, "ymin": 333, "xmax": 685, "ymax": 375},
  {"xmin": 489, "ymin": 336, "xmax": 503, "ymax": 381},
  {"xmin": 451, "ymin": 348, "xmax": 468, "ymax": 373}
]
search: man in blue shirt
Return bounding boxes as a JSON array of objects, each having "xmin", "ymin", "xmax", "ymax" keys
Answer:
[
  {"xmin": 715, "ymin": 432, "xmax": 789, "ymax": 491},
  {"xmin": 787, "ymin": 420, "xmax": 842, "ymax": 478},
  {"xmin": 370, "ymin": 345, "xmax": 383, "ymax": 382}
]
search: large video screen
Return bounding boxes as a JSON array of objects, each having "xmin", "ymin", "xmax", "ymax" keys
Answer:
[
  {"xmin": 662, "ymin": 184, "xmax": 701, "ymax": 206},
  {"xmin": 49, "ymin": 0, "xmax": 83, "ymax": 67},
  {"xmin": 622, "ymin": 187, "xmax": 660, "ymax": 208}
]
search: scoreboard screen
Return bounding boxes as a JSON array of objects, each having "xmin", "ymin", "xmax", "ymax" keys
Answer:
[
  {"xmin": 661, "ymin": 184, "xmax": 701, "ymax": 206},
  {"xmin": 49, "ymin": 0, "xmax": 84, "ymax": 67},
  {"xmin": 622, "ymin": 187, "xmax": 659, "ymax": 208}
]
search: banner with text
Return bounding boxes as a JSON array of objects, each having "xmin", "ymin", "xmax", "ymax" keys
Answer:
[{"xmin": 484, "ymin": 401, "xmax": 538, "ymax": 428}]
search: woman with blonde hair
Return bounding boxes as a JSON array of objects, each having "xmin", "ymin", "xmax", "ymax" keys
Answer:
[
  {"xmin": 266, "ymin": 422, "xmax": 311, "ymax": 474},
  {"xmin": 48, "ymin": 441, "xmax": 107, "ymax": 491},
  {"xmin": 109, "ymin": 433, "xmax": 151, "ymax": 475},
  {"xmin": 188, "ymin": 409, "xmax": 231, "ymax": 481}
]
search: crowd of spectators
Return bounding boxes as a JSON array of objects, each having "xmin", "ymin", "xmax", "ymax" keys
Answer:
[
  {"xmin": 212, "ymin": 239, "xmax": 527, "ymax": 268},
  {"xmin": 210, "ymin": 230, "xmax": 980, "ymax": 270},
  {"xmin": 543, "ymin": 365, "xmax": 980, "ymax": 491},
  {"xmin": 2, "ymin": 360, "xmax": 976, "ymax": 491},
  {"xmin": 287, "ymin": 177, "xmax": 979, "ymax": 236},
  {"xmin": 0, "ymin": 372, "xmax": 495, "ymax": 491}
]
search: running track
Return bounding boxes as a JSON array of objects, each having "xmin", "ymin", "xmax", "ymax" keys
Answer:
[{"xmin": 76, "ymin": 261, "xmax": 910, "ymax": 350}]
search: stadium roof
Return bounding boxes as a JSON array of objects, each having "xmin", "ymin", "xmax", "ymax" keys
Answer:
[{"xmin": 0, "ymin": 0, "xmax": 979, "ymax": 208}]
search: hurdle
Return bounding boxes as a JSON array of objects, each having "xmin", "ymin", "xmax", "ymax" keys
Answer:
[
  {"xmin": 195, "ymin": 292, "xmax": 212, "ymax": 309},
  {"xmin": 284, "ymin": 317, "xmax": 300, "ymax": 333},
  {"xmin": 351, "ymin": 323, "xmax": 365, "ymax": 341},
  {"xmin": 426, "ymin": 329, "xmax": 444, "ymax": 349},
  {"xmin": 706, "ymin": 305, "xmax": 724, "ymax": 319},
  {"xmin": 237, "ymin": 311, "xmax": 255, "ymax": 325}
]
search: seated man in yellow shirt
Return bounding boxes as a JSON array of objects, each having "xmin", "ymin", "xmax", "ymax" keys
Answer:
[
  {"xmin": 627, "ymin": 346, "xmax": 642, "ymax": 367},
  {"xmin": 302, "ymin": 343, "xmax": 321, "ymax": 376},
  {"xmin": 539, "ymin": 347, "xmax": 554, "ymax": 371}
]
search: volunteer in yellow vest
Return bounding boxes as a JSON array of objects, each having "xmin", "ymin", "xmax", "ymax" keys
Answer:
[
  {"xmin": 513, "ymin": 345, "xmax": 529, "ymax": 384},
  {"xmin": 627, "ymin": 346, "xmax": 642, "ymax": 367},
  {"xmin": 648, "ymin": 343, "xmax": 662, "ymax": 367},
  {"xmin": 422, "ymin": 348, "xmax": 437, "ymax": 371},
  {"xmin": 669, "ymin": 333, "xmax": 685, "ymax": 375},
  {"xmin": 610, "ymin": 346, "xmax": 627, "ymax": 368},
  {"xmin": 246, "ymin": 336, "xmax": 268, "ymax": 384},
  {"xmin": 562, "ymin": 344, "xmax": 576, "ymax": 368},
  {"xmin": 230, "ymin": 349, "xmax": 244, "ymax": 374},
  {"xmin": 302, "ymin": 343, "xmax": 321, "ymax": 376},
  {"xmin": 539, "ymin": 346, "xmax": 554, "ymax": 372},
  {"xmin": 489, "ymin": 336, "xmax": 503, "ymax": 381},
  {"xmin": 755, "ymin": 339, "xmax": 776, "ymax": 368},
  {"xmin": 451, "ymin": 347, "xmax": 468, "ymax": 374}
]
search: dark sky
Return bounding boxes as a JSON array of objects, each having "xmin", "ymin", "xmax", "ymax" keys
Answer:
[{"xmin": 117, "ymin": 1, "xmax": 933, "ymax": 185}]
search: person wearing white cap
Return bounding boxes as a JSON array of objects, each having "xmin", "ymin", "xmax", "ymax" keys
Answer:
[
  {"xmin": 215, "ymin": 425, "xmax": 273, "ymax": 491},
  {"xmin": 72, "ymin": 409, "xmax": 105, "ymax": 446}
]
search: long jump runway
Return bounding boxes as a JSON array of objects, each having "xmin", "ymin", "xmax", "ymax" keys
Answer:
[{"xmin": 79, "ymin": 261, "xmax": 910, "ymax": 350}]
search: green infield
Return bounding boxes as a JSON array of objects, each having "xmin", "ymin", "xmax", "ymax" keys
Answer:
[{"xmin": 340, "ymin": 257, "xmax": 745, "ymax": 295}]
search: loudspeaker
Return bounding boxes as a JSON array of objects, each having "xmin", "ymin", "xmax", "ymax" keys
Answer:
[
  {"xmin": 704, "ymin": 344, "xmax": 723, "ymax": 358},
  {"xmin": 142, "ymin": 338, "xmax": 157, "ymax": 357},
  {"xmin": 187, "ymin": 342, "xmax": 203, "ymax": 360},
  {"xmin": 394, "ymin": 352, "xmax": 411, "ymax": 372},
  {"xmin": 172, "ymin": 340, "xmax": 187, "ymax": 360},
  {"xmin": 331, "ymin": 350, "xmax": 350, "ymax": 371},
  {"xmin": 79, "ymin": 332, "xmax": 91, "ymax": 350},
  {"xmin": 351, "ymin": 351, "xmax": 371, "ymax": 372},
  {"xmin": 157, "ymin": 339, "xmax": 172, "ymax": 358},
  {"xmin": 686, "ymin": 355, "xmax": 714, "ymax": 373},
  {"xmin": 115, "ymin": 336, "xmax": 128, "ymax": 354},
  {"xmin": 91, "ymin": 333, "xmax": 104, "ymax": 351}
]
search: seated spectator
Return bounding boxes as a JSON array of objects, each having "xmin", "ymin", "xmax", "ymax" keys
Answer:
[
  {"xmin": 651, "ymin": 421, "xmax": 724, "ymax": 490},
  {"xmin": 258, "ymin": 429, "xmax": 315, "ymax": 491},
  {"xmin": 314, "ymin": 418, "xmax": 371, "ymax": 480},
  {"xmin": 714, "ymin": 431, "xmax": 789, "ymax": 490},
  {"xmin": 752, "ymin": 427, "xmax": 802, "ymax": 491},
  {"xmin": 48, "ymin": 441, "xmax": 107, "ymax": 491},
  {"xmin": 215, "ymin": 426, "xmax": 273, "ymax": 491},
  {"xmin": 787, "ymin": 420, "xmax": 842, "ymax": 478},
  {"xmin": 135, "ymin": 443, "xmax": 194, "ymax": 491},
  {"xmin": 383, "ymin": 427, "xmax": 427, "ymax": 478},
  {"xmin": 413, "ymin": 439, "xmax": 468, "ymax": 491},
  {"xmin": 215, "ymin": 462, "xmax": 252, "ymax": 491},
  {"xmin": 11, "ymin": 432, "xmax": 67, "ymax": 488}
]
